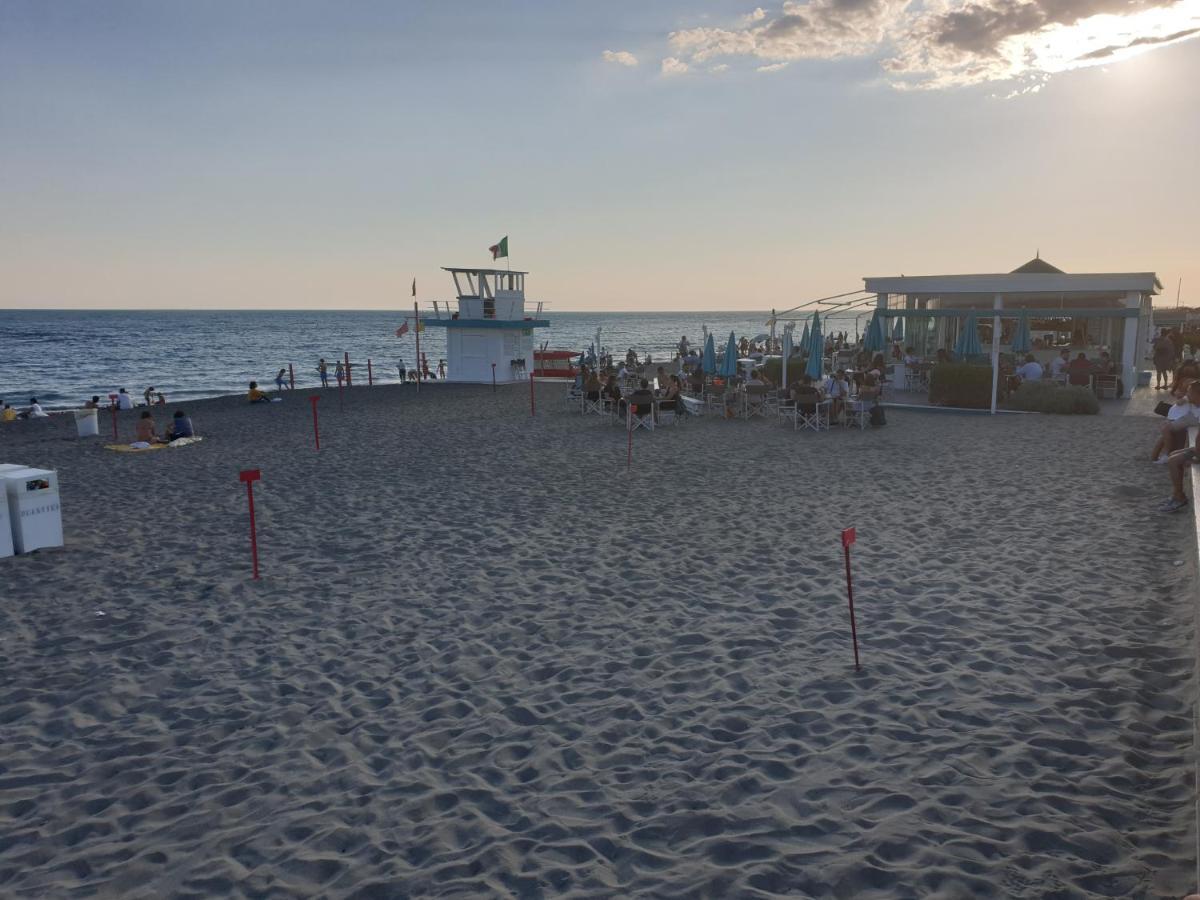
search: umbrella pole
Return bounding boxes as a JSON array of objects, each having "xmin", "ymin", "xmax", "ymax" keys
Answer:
[{"xmin": 990, "ymin": 295, "xmax": 1002, "ymax": 415}]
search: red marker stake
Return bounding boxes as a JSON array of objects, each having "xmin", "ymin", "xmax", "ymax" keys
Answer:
[
  {"xmin": 413, "ymin": 302, "xmax": 421, "ymax": 395},
  {"xmin": 309, "ymin": 395, "xmax": 321, "ymax": 450},
  {"xmin": 841, "ymin": 527, "xmax": 861, "ymax": 671},
  {"xmin": 344, "ymin": 352, "xmax": 351, "ymax": 387},
  {"xmin": 240, "ymin": 469, "xmax": 262, "ymax": 580},
  {"xmin": 108, "ymin": 394, "xmax": 119, "ymax": 440},
  {"xmin": 491, "ymin": 363, "xmax": 497, "ymax": 393},
  {"xmin": 338, "ymin": 379, "xmax": 344, "ymax": 413},
  {"xmin": 367, "ymin": 359, "xmax": 373, "ymax": 386},
  {"xmin": 288, "ymin": 363, "xmax": 295, "ymax": 390},
  {"xmin": 529, "ymin": 372, "xmax": 536, "ymax": 417}
]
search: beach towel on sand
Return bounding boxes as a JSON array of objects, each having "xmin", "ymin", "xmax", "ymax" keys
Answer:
[{"xmin": 105, "ymin": 437, "xmax": 204, "ymax": 453}]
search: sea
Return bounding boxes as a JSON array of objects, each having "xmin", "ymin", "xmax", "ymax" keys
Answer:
[{"xmin": 0, "ymin": 309, "xmax": 866, "ymax": 409}]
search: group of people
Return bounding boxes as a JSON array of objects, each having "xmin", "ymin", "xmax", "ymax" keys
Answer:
[
  {"xmin": 579, "ymin": 365, "xmax": 684, "ymax": 422},
  {"xmin": 132, "ymin": 409, "xmax": 195, "ymax": 444},
  {"xmin": 1011, "ymin": 348, "xmax": 1123, "ymax": 394},
  {"xmin": 1152, "ymin": 345, "xmax": 1200, "ymax": 513},
  {"xmin": 1, "ymin": 398, "xmax": 48, "ymax": 421}
]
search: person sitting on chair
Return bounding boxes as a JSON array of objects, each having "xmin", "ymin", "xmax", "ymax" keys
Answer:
[
  {"xmin": 625, "ymin": 378, "xmax": 655, "ymax": 421},
  {"xmin": 659, "ymin": 375, "xmax": 682, "ymax": 416},
  {"xmin": 791, "ymin": 375, "xmax": 822, "ymax": 416},
  {"xmin": 1067, "ymin": 352, "xmax": 1093, "ymax": 387}
]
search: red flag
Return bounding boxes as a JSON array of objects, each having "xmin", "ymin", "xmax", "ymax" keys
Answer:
[{"xmin": 396, "ymin": 322, "xmax": 410, "ymax": 338}]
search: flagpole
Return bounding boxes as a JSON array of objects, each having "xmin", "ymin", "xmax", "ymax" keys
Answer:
[{"xmin": 414, "ymin": 300, "xmax": 421, "ymax": 395}]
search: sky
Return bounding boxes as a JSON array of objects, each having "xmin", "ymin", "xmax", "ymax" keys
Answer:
[{"xmin": 1, "ymin": 0, "xmax": 1197, "ymax": 311}]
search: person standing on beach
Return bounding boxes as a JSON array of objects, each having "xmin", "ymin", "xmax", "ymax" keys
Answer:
[
  {"xmin": 117, "ymin": 388, "xmax": 134, "ymax": 410},
  {"xmin": 1153, "ymin": 331, "xmax": 1176, "ymax": 389},
  {"xmin": 398, "ymin": 360, "xmax": 407, "ymax": 382},
  {"xmin": 437, "ymin": 359, "xmax": 446, "ymax": 379},
  {"xmin": 275, "ymin": 368, "xmax": 288, "ymax": 391},
  {"xmin": 143, "ymin": 386, "xmax": 155, "ymax": 407},
  {"xmin": 335, "ymin": 360, "xmax": 344, "ymax": 387},
  {"xmin": 318, "ymin": 358, "xmax": 329, "ymax": 388}
]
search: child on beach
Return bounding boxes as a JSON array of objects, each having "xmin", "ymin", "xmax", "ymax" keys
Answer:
[
  {"xmin": 335, "ymin": 361, "xmax": 344, "ymax": 386},
  {"xmin": 247, "ymin": 381, "xmax": 269, "ymax": 403},
  {"xmin": 2, "ymin": 404, "xmax": 15, "ymax": 422},
  {"xmin": 318, "ymin": 359, "xmax": 329, "ymax": 387},
  {"xmin": 275, "ymin": 368, "xmax": 288, "ymax": 391}
]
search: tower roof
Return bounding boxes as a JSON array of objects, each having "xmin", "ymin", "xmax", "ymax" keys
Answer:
[{"xmin": 1010, "ymin": 256, "xmax": 1064, "ymax": 275}]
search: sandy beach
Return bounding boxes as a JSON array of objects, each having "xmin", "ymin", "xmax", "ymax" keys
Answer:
[{"xmin": 0, "ymin": 383, "xmax": 1195, "ymax": 898}]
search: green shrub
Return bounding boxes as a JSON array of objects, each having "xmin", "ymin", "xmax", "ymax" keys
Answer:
[
  {"xmin": 928, "ymin": 363, "xmax": 992, "ymax": 408},
  {"xmin": 1007, "ymin": 381, "xmax": 1099, "ymax": 414}
]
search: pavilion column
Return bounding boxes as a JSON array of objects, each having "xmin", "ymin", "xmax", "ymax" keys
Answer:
[
  {"xmin": 990, "ymin": 294, "xmax": 1003, "ymax": 415},
  {"xmin": 1121, "ymin": 291, "xmax": 1140, "ymax": 399}
]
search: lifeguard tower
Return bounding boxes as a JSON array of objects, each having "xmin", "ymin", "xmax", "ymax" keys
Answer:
[{"xmin": 424, "ymin": 268, "xmax": 550, "ymax": 384}]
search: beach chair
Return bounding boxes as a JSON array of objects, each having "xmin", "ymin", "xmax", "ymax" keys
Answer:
[
  {"xmin": 777, "ymin": 395, "xmax": 796, "ymax": 427},
  {"xmin": 844, "ymin": 399, "xmax": 870, "ymax": 430},
  {"xmin": 795, "ymin": 397, "xmax": 829, "ymax": 432},
  {"xmin": 628, "ymin": 402, "xmax": 654, "ymax": 432},
  {"xmin": 1094, "ymin": 374, "xmax": 1119, "ymax": 399},
  {"xmin": 742, "ymin": 385, "xmax": 768, "ymax": 419},
  {"xmin": 582, "ymin": 391, "xmax": 604, "ymax": 416},
  {"xmin": 657, "ymin": 400, "xmax": 679, "ymax": 426}
]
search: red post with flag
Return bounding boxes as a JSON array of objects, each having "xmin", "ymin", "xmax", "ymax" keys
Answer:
[
  {"xmin": 841, "ymin": 527, "xmax": 862, "ymax": 671},
  {"xmin": 288, "ymin": 363, "xmax": 295, "ymax": 390},
  {"xmin": 240, "ymin": 469, "xmax": 262, "ymax": 580}
]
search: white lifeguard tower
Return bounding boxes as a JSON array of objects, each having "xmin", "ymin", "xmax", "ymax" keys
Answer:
[{"xmin": 424, "ymin": 268, "xmax": 550, "ymax": 384}]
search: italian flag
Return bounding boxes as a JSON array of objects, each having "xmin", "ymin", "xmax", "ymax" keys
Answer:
[{"xmin": 489, "ymin": 236, "xmax": 508, "ymax": 260}]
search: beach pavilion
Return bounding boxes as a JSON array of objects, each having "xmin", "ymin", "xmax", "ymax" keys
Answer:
[{"xmin": 863, "ymin": 257, "xmax": 1162, "ymax": 408}]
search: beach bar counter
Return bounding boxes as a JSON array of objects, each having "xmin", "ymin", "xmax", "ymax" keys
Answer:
[
  {"xmin": 864, "ymin": 257, "xmax": 1161, "ymax": 400},
  {"xmin": 424, "ymin": 267, "xmax": 550, "ymax": 384}
]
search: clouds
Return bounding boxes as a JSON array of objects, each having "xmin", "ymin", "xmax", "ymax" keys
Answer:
[
  {"xmin": 602, "ymin": 49, "xmax": 638, "ymax": 66},
  {"xmin": 654, "ymin": 0, "xmax": 1200, "ymax": 88}
]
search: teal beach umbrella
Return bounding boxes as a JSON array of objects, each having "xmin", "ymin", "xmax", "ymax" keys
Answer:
[
  {"xmin": 720, "ymin": 331, "xmax": 738, "ymax": 377},
  {"xmin": 864, "ymin": 312, "xmax": 886, "ymax": 353},
  {"xmin": 805, "ymin": 312, "xmax": 824, "ymax": 379},
  {"xmin": 1010, "ymin": 311, "xmax": 1032, "ymax": 354},
  {"xmin": 799, "ymin": 318, "xmax": 811, "ymax": 358},
  {"xmin": 702, "ymin": 333, "xmax": 717, "ymax": 373},
  {"xmin": 954, "ymin": 310, "xmax": 983, "ymax": 358},
  {"xmin": 892, "ymin": 315, "xmax": 904, "ymax": 343}
]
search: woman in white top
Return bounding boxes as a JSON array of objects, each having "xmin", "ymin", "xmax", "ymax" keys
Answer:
[{"xmin": 1151, "ymin": 380, "xmax": 1200, "ymax": 462}]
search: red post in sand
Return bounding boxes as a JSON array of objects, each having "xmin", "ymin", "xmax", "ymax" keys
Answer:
[
  {"xmin": 491, "ymin": 363, "xmax": 497, "ymax": 393},
  {"xmin": 841, "ymin": 527, "xmax": 861, "ymax": 671},
  {"xmin": 344, "ymin": 351, "xmax": 351, "ymax": 387},
  {"xmin": 309, "ymin": 395, "xmax": 321, "ymax": 450},
  {"xmin": 288, "ymin": 363, "xmax": 295, "ymax": 390},
  {"xmin": 338, "ymin": 378, "xmax": 344, "ymax": 412},
  {"xmin": 108, "ymin": 394, "xmax": 119, "ymax": 440},
  {"xmin": 240, "ymin": 469, "xmax": 262, "ymax": 580},
  {"xmin": 367, "ymin": 359, "xmax": 373, "ymax": 386},
  {"xmin": 413, "ymin": 302, "xmax": 421, "ymax": 395},
  {"xmin": 529, "ymin": 371, "xmax": 536, "ymax": 417}
]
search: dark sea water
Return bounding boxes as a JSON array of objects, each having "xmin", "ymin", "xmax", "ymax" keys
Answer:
[{"xmin": 0, "ymin": 309, "xmax": 865, "ymax": 408}]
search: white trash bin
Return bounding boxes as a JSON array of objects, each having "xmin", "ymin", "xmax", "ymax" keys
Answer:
[
  {"xmin": 2, "ymin": 467, "xmax": 64, "ymax": 554},
  {"xmin": 73, "ymin": 408, "xmax": 99, "ymax": 437}
]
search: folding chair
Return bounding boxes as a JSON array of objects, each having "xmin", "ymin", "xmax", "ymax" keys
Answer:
[
  {"xmin": 777, "ymin": 396, "xmax": 797, "ymax": 428},
  {"xmin": 582, "ymin": 391, "xmax": 604, "ymax": 415},
  {"xmin": 1095, "ymin": 374, "xmax": 1119, "ymax": 399},
  {"xmin": 628, "ymin": 403, "xmax": 654, "ymax": 432},
  {"xmin": 844, "ymin": 399, "xmax": 870, "ymax": 430},
  {"xmin": 657, "ymin": 400, "xmax": 679, "ymax": 426},
  {"xmin": 742, "ymin": 386, "xmax": 768, "ymax": 420}
]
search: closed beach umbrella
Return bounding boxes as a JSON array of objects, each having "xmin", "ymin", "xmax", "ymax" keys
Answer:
[
  {"xmin": 892, "ymin": 315, "xmax": 904, "ymax": 343},
  {"xmin": 1010, "ymin": 311, "xmax": 1032, "ymax": 353},
  {"xmin": 703, "ymin": 332, "xmax": 717, "ymax": 374},
  {"xmin": 864, "ymin": 312, "xmax": 886, "ymax": 353},
  {"xmin": 720, "ymin": 331, "xmax": 739, "ymax": 377},
  {"xmin": 805, "ymin": 312, "xmax": 824, "ymax": 379},
  {"xmin": 954, "ymin": 310, "xmax": 983, "ymax": 358},
  {"xmin": 782, "ymin": 325, "xmax": 794, "ymax": 389},
  {"xmin": 799, "ymin": 318, "xmax": 811, "ymax": 358}
]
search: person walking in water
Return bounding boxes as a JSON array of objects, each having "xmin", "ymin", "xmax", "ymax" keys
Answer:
[{"xmin": 318, "ymin": 358, "xmax": 329, "ymax": 388}]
